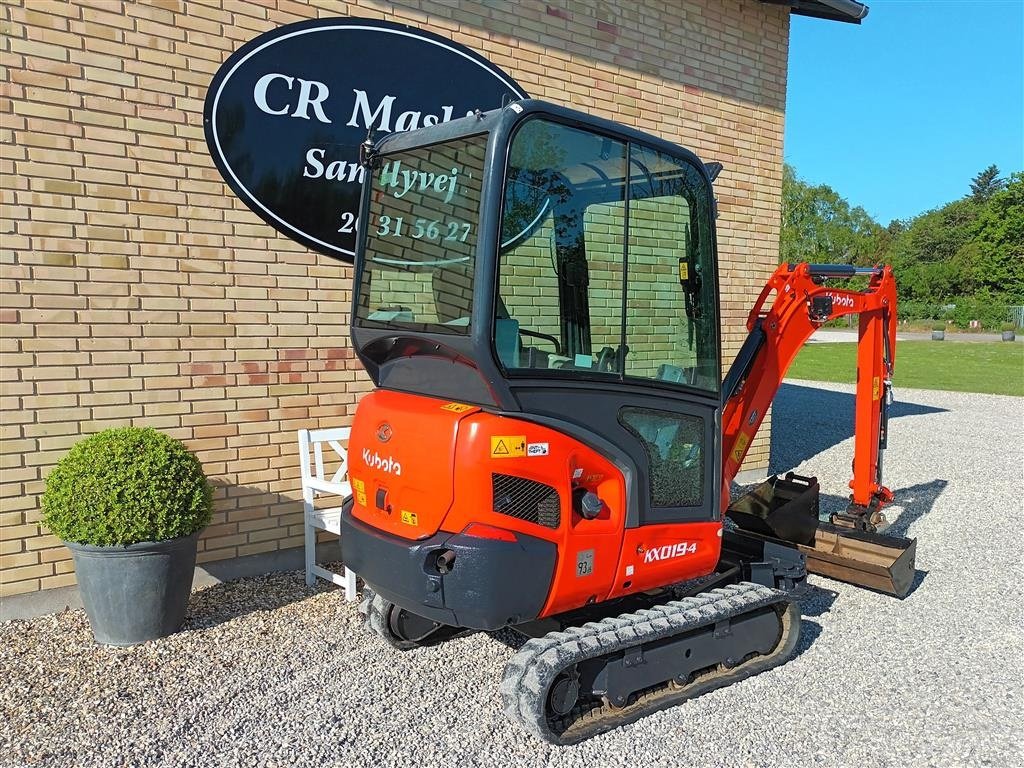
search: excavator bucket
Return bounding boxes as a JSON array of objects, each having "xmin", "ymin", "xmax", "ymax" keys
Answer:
[{"xmin": 727, "ymin": 474, "xmax": 918, "ymax": 598}]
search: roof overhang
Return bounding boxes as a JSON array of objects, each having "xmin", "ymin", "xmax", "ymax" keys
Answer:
[{"xmin": 760, "ymin": 0, "xmax": 870, "ymax": 24}]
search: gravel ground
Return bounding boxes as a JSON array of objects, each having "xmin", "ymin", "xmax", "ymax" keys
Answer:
[{"xmin": 2, "ymin": 381, "xmax": 1022, "ymax": 768}]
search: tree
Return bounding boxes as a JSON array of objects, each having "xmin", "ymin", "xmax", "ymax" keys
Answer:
[
  {"xmin": 970, "ymin": 172, "xmax": 1024, "ymax": 300},
  {"xmin": 969, "ymin": 164, "xmax": 1006, "ymax": 203},
  {"xmin": 780, "ymin": 164, "xmax": 881, "ymax": 265},
  {"xmin": 780, "ymin": 163, "xmax": 1023, "ymax": 325}
]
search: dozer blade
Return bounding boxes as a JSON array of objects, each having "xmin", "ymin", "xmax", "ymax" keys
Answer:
[
  {"xmin": 726, "ymin": 474, "xmax": 918, "ymax": 598},
  {"xmin": 724, "ymin": 524, "xmax": 917, "ymax": 598}
]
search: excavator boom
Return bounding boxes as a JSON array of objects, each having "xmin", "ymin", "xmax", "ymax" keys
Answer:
[
  {"xmin": 719, "ymin": 262, "xmax": 916, "ymax": 596},
  {"xmin": 722, "ymin": 262, "xmax": 897, "ymax": 516}
]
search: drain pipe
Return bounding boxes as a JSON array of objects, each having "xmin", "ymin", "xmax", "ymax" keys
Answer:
[{"xmin": 817, "ymin": 0, "xmax": 870, "ymax": 21}]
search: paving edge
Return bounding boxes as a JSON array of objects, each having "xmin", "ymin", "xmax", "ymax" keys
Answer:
[
  {"xmin": 0, "ymin": 541, "xmax": 343, "ymax": 622},
  {"xmin": 734, "ymin": 467, "xmax": 768, "ymax": 486}
]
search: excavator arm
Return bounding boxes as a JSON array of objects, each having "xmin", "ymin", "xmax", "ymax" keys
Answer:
[{"xmin": 720, "ymin": 262, "xmax": 898, "ymax": 527}]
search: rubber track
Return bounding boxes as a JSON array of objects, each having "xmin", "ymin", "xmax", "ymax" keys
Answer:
[
  {"xmin": 499, "ymin": 581, "xmax": 800, "ymax": 745},
  {"xmin": 356, "ymin": 588, "xmax": 422, "ymax": 651}
]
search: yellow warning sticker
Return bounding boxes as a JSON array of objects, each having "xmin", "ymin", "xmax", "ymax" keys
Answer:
[
  {"xmin": 872, "ymin": 376, "xmax": 881, "ymax": 401},
  {"xmin": 490, "ymin": 435, "xmax": 527, "ymax": 458},
  {"xmin": 441, "ymin": 402, "xmax": 474, "ymax": 413},
  {"xmin": 400, "ymin": 510, "xmax": 418, "ymax": 526},
  {"xmin": 352, "ymin": 478, "xmax": 367, "ymax": 508},
  {"xmin": 678, "ymin": 259, "xmax": 690, "ymax": 282},
  {"xmin": 730, "ymin": 432, "xmax": 750, "ymax": 464}
]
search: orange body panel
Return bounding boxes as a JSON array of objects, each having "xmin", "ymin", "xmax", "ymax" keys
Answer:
[
  {"xmin": 349, "ymin": 389, "xmax": 723, "ymax": 619},
  {"xmin": 447, "ymin": 412, "xmax": 628, "ymax": 616},
  {"xmin": 612, "ymin": 523, "xmax": 723, "ymax": 598},
  {"xmin": 348, "ymin": 389, "xmax": 478, "ymax": 540}
]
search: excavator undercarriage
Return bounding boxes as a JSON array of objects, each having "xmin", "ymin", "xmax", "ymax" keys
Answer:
[
  {"xmin": 361, "ymin": 545, "xmax": 804, "ymax": 744},
  {"xmin": 501, "ymin": 583, "xmax": 799, "ymax": 745}
]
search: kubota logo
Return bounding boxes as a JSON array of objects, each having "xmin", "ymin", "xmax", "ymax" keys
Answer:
[
  {"xmin": 643, "ymin": 542, "xmax": 697, "ymax": 563},
  {"xmin": 826, "ymin": 293, "xmax": 855, "ymax": 309},
  {"xmin": 362, "ymin": 448, "xmax": 402, "ymax": 476}
]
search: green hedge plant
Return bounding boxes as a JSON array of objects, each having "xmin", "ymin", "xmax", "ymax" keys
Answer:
[{"xmin": 42, "ymin": 427, "xmax": 212, "ymax": 547}]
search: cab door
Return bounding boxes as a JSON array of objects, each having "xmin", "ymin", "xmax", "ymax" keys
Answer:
[{"xmin": 493, "ymin": 117, "xmax": 722, "ymax": 528}]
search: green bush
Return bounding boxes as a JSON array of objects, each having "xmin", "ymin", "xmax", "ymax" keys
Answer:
[
  {"xmin": 931, "ymin": 322, "xmax": 946, "ymax": 332},
  {"xmin": 1000, "ymin": 322, "xmax": 1016, "ymax": 332},
  {"xmin": 42, "ymin": 427, "xmax": 212, "ymax": 547}
]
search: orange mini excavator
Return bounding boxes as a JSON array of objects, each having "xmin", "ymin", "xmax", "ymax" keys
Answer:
[{"xmin": 340, "ymin": 100, "xmax": 917, "ymax": 743}]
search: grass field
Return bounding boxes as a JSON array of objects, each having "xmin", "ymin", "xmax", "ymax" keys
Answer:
[{"xmin": 787, "ymin": 341, "xmax": 1024, "ymax": 396}]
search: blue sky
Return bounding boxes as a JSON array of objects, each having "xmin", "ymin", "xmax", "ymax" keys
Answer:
[{"xmin": 785, "ymin": 0, "xmax": 1024, "ymax": 224}]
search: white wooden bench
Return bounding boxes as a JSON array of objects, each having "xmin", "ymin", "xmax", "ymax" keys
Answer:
[{"xmin": 297, "ymin": 426, "xmax": 357, "ymax": 600}]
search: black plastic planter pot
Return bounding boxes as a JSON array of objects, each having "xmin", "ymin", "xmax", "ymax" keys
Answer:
[{"xmin": 66, "ymin": 532, "xmax": 199, "ymax": 646}]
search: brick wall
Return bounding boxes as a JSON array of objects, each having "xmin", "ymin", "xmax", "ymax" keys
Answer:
[{"xmin": 0, "ymin": 0, "xmax": 789, "ymax": 598}]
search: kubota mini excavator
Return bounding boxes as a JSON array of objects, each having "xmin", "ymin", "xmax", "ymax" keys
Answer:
[{"xmin": 340, "ymin": 100, "xmax": 917, "ymax": 744}]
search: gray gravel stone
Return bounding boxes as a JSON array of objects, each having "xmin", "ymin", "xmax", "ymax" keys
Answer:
[{"xmin": 2, "ymin": 381, "xmax": 1022, "ymax": 767}]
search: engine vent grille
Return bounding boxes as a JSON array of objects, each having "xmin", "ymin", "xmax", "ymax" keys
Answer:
[{"xmin": 491, "ymin": 473, "xmax": 560, "ymax": 529}]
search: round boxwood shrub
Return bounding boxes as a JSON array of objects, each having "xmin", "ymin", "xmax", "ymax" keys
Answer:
[{"xmin": 42, "ymin": 427, "xmax": 212, "ymax": 547}]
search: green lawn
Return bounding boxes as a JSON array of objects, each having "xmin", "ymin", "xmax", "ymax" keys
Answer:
[{"xmin": 786, "ymin": 341, "xmax": 1024, "ymax": 396}]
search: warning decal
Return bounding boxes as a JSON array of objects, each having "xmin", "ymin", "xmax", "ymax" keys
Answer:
[
  {"xmin": 440, "ymin": 402, "xmax": 474, "ymax": 413},
  {"xmin": 400, "ymin": 510, "xmax": 418, "ymax": 526},
  {"xmin": 730, "ymin": 432, "xmax": 750, "ymax": 464},
  {"xmin": 352, "ymin": 477, "xmax": 367, "ymax": 508},
  {"xmin": 490, "ymin": 435, "xmax": 527, "ymax": 458}
]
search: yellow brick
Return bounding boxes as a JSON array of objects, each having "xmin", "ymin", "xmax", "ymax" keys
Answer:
[
  {"xmin": 9, "ymin": 37, "xmax": 70, "ymax": 62},
  {"xmin": 0, "ymin": 578, "xmax": 41, "ymax": 597},
  {"xmin": 2, "ymin": 563, "xmax": 54, "ymax": 581},
  {"xmin": 39, "ymin": 572, "xmax": 78, "ymax": 589}
]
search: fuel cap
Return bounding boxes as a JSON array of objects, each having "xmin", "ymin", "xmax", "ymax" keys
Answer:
[{"xmin": 579, "ymin": 491, "xmax": 603, "ymax": 520}]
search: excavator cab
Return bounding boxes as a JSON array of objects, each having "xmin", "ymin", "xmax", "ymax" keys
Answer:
[{"xmin": 351, "ymin": 101, "xmax": 725, "ymax": 534}]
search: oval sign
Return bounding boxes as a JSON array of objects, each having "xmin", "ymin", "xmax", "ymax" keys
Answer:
[{"xmin": 203, "ymin": 18, "xmax": 528, "ymax": 262}]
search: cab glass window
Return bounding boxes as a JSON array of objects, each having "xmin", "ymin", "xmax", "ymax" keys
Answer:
[
  {"xmin": 356, "ymin": 134, "xmax": 487, "ymax": 334},
  {"xmin": 496, "ymin": 120, "xmax": 626, "ymax": 372},
  {"xmin": 624, "ymin": 144, "xmax": 718, "ymax": 390},
  {"xmin": 620, "ymin": 407, "xmax": 704, "ymax": 507},
  {"xmin": 495, "ymin": 119, "xmax": 719, "ymax": 392}
]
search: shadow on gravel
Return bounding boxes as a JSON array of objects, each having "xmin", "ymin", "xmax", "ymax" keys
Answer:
[
  {"xmin": 790, "ymin": 585, "xmax": 834, "ymax": 658},
  {"xmin": 178, "ymin": 479, "xmax": 340, "ymax": 629},
  {"xmin": 183, "ymin": 571, "xmax": 323, "ymax": 631},
  {"xmin": 489, "ymin": 627, "xmax": 528, "ymax": 651},
  {"xmin": 793, "ymin": 619, "xmax": 824, "ymax": 658},
  {"xmin": 816, "ymin": 478, "xmax": 948, "ymax": 536},
  {"xmin": 770, "ymin": 383, "xmax": 947, "ymax": 475},
  {"xmin": 881, "ymin": 479, "xmax": 949, "ymax": 538},
  {"xmin": 798, "ymin": 584, "xmax": 839, "ymax": 618},
  {"xmin": 903, "ymin": 569, "xmax": 929, "ymax": 597}
]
